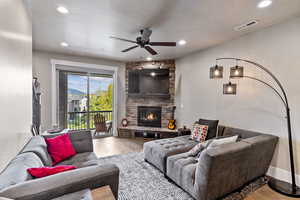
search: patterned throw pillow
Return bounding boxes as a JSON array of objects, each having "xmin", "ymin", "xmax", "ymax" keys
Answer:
[{"xmin": 191, "ymin": 123, "xmax": 209, "ymax": 142}]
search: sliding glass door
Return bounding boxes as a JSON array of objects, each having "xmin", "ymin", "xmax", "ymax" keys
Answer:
[{"xmin": 60, "ymin": 71, "xmax": 113, "ymax": 131}]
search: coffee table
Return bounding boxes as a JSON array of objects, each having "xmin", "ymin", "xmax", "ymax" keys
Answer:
[{"xmin": 91, "ymin": 185, "xmax": 115, "ymax": 200}]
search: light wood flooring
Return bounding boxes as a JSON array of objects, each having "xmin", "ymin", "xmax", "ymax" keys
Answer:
[{"xmin": 93, "ymin": 136, "xmax": 298, "ymax": 200}]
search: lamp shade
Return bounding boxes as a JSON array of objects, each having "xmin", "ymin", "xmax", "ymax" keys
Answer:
[
  {"xmin": 223, "ymin": 82, "xmax": 237, "ymax": 95},
  {"xmin": 230, "ymin": 65, "xmax": 244, "ymax": 78},
  {"xmin": 210, "ymin": 65, "xmax": 223, "ymax": 79}
]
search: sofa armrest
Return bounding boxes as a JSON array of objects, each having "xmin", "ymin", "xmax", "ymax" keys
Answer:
[
  {"xmin": 43, "ymin": 131, "xmax": 93, "ymax": 153},
  {"xmin": 0, "ymin": 164, "xmax": 119, "ymax": 200},
  {"xmin": 195, "ymin": 141, "xmax": 252, "ymax": 200}
]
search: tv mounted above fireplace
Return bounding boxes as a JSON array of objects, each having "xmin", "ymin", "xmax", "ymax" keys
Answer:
[{"xmin": 128, "ymin": 69, "xmax": 170, "ymax": 98}]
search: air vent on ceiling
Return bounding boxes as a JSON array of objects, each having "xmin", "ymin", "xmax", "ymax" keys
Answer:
[{"xmin": 234, "ymin": 20, "xmax": 259, "ymax": 31}]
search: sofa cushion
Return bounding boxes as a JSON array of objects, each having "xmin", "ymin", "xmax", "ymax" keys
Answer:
[
  {"xmin": 51, "ymin": 189, "xmax": 93, "ymax": 200},
  {"xmin": 198, "ymin": 118, "xmax": 219, "ymax": 140},
  {"xmin": 56, "ymin": 152, "xmax": 98, "ymax": 168},
  {"xmin": 44, "ymin": 131, "xmax": 93, "ymax": 153},
  {"xmin": 167, "ymin": 152, "xmax": 198, "ymax": 197},
  {"xmin": 144, "ymin": 135, "xmax": 197, "ymax": 173},
  {"xmin": 0, "ymin": 152, "xmax": 43, "ymax": 191},
  {"xmin": 20, "ymin": 136, "xmax": 52, "ymax": 166},
  {"xmin": 45, "ymin": 134, "xmax": 77, "ymax": 165}
]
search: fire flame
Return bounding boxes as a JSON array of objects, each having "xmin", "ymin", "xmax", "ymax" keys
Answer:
[{"xmin": 146, "ymin": 113, "xmax": 155, "ymax": 120}]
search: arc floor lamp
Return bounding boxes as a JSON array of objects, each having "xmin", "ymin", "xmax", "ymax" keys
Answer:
[{"xmin": 210, "ymin": 57, "xmax": 300, "ymax": 197}]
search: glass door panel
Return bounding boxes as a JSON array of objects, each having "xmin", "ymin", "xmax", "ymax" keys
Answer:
[
  {"xmin": 89, "ymin": 74, "xmax": 113, "ymax": 130},
  {"xmin": 67, "ymin": 73, "xmax": 88, "ymax": 130}
]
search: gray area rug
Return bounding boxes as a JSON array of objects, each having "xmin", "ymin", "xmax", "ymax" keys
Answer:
[{"xmin": 98, "ymin": 152, "xmax": 267, "ymax": 200}]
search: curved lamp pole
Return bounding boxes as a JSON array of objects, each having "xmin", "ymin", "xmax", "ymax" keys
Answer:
[{"xmin": 210, "ymin": 57, "xmax": 300, "ymax": 197}]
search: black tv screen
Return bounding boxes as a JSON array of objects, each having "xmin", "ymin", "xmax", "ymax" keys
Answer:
[{"xmin": 128, "ymin": 69, "xmax": 169, "ymax": 96}]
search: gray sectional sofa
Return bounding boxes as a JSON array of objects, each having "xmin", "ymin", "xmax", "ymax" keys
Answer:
[
  {"xmin": 0, "ymin": 131, "xmax": 119, "ymax": 200},
  {"xmin": 144, "ymin": 125, "xmax": 278, "ymax": 200}
]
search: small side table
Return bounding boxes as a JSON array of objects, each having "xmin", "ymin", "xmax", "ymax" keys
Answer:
[
  {"xmin": 177, "ymin": 128, "xmax": 191, "ymax": 136},
  {"xmin": 91, "ymin": 185, "xmax": 116, "ymax": 200}
]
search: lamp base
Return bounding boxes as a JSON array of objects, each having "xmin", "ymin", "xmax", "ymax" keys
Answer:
[{"xmin": 268, "ymin": 177, "xmax": 300, "ymax": 198}]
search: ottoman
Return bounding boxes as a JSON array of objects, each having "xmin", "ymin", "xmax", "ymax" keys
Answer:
[{"xmin": 144, "ymin": 135, "xmax": 197, "ymax": 173}]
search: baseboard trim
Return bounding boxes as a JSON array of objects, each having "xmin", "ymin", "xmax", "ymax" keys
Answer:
[{"xmin": 267, "ymin": 166, "xmax": 300, "ymax": 187}]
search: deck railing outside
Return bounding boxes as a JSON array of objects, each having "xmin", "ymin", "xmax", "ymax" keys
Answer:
[{"xmin": 67, "ymin": 110, "xmax": 112, "ymax": 130}]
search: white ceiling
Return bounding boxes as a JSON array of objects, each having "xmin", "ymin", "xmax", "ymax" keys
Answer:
[{"xmin": 26, "ymin": 0, "xmax": 300, "ymax": 62}]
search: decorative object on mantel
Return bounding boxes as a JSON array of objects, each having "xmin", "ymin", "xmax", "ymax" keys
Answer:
[
  {"xmin": 167, "ymin": 106, "xmax": 176, "ymax": 130},
  {"xmin": 210, "ymin": 57, "xmax": 300, "ymax": 197},
  {"xmin": 121, "ymin": 118, "xmax": 129, "ymax": 127}
]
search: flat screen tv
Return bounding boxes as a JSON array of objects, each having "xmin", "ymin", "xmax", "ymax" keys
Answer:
[{"xmin": 128, "ymin": 69, "xmax": 170, "ymax": 98}]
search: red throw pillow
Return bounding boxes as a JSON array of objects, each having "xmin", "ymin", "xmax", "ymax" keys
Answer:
[
  {"xmin": 28, "ymin": 165, "xmax": 76, "ymax": 178},
  {"xmin": 45, "ymin": 134, "xmax": 77, "ymax": 165}
]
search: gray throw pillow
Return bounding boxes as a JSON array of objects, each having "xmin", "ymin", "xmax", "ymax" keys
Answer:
[
  {"xmin": 188, "ymin": 139, "xmax": 213, "ymax": 157},
  {"xmin": 198, "ymin": 118, "xmax": 219, "ymax": 140},
  {"xmin": 207, "ymin": 135, "xmax": 239, "ymax": 150}
]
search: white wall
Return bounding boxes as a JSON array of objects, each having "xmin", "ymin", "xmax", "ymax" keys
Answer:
[
  {"xmin": 0, "ymin": 0, "xmax": 32, "ymax": 170},
  {"xmin": 32, "ymin": 50, "xmax": 126, "ymax": 132},
  {"xmin": 176, "ymin": 16, "xmax": 300, "ymax": 184}
]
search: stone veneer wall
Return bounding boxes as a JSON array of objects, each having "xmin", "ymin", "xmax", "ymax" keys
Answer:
[{"xmin": 126, "ymin": 60, "xmax": 175, "ymax": 128}]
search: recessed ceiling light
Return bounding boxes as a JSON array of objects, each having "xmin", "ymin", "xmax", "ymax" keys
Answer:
[
  {"xmin": 57, "ymin": 6, "xmax": 69, "ymax": 14},
  {"xmin": 257, "ymin": 0, "xmax": 272, "ymax": 8},
  {"xmin": 146, "ymin": 57, "xmax": 152, "ymax": 61},
  {"xmin": 178, "ymin": 40, "xmax": 186, "ymax": 45},
  {"xmin": 60, "ymin": 42, "xmax": 69, "ymax": 47}
]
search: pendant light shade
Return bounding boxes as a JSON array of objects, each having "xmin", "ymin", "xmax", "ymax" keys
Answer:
[
  {"xmin": 210, "ymin": 65, "xmax": 223, "ymax": 79},
  {"xmin": 230, "ymin": 65, "xmax": 244, "ymax": 78},
  {"xmin": 223, "ymin": 82, "xmax": 237, "ymax": 95}
]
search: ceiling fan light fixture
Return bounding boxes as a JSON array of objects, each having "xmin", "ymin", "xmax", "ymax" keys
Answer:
[{"xmin": 111, "ymin": 28, "xmax": 176, "ymax": 55}]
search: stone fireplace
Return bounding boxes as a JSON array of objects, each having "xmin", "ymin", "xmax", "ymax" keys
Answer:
[
  {"xmin": 125, "ymin": 60, "xmax": 175, "ymax": 128},
  {"xmin": 138, "ymin": 106, "xmax": 162, "ymax": 127}
]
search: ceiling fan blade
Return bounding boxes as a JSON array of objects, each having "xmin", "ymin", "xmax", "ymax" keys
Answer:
[
  {"xmin": 149, "ymin": 42, "xmax": 177, "ymax": 46},
  {"xmin": 145, "ymin": 46, "xmax": 158, "ymax": 55},
  {"xmin": 122, "ymin": 45, "xmax": 139, "ymax": 52},
  {"xmin": 110, "ymin": 36, "xmax": 137, "ymax": 44}
]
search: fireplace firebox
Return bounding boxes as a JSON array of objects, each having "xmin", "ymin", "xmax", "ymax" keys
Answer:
[{"xmin": 138, "ymin": 106, "xmax": 162, "ymax": 127}]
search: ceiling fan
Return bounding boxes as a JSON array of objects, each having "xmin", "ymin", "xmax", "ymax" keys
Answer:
[{"xmin": 110, "ymin": 28, "xmax": 176, "ymax": 55}]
